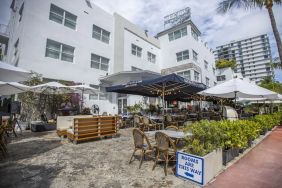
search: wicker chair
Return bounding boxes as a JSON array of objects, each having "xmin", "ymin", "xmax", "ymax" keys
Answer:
[
  {"xmin": 142, "ymin": 117, "xmax": 159, "ymax": 131},
  {"xmin": 133, "ymin": 115, "xmax": 143, "ymax": 128},
  {"xmin": 152, "ymin": 132, "xmax": 177, "ymax": 176},
  {"xmin": 0, "ymin": 127, "xmax": 8, "ymax": 157},
  {"xmin": 164, "ymin": 115, "xmax": 178, "ymax": 128},
  {"xmin": 165, "ymin": 126, "xmax": 179, "ymax": 131},
  {"xmin": 129, "ymin": 128, "xmax": 155, "ymax": 168}
]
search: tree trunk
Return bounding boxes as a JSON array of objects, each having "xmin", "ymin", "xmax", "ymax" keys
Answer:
[{"xmin": 267, "ymin": 6, "xmax": 282, "ymax": 65}]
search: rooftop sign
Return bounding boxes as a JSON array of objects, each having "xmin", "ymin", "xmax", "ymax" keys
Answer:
[{"xmin": 164, "ymin": 7, "xmax": 191, "ymax": 29}]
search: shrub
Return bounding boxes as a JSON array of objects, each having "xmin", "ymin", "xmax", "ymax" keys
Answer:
[{"xmin": 183, "ymin": 113, "xmax": 280, "ymax": 156}]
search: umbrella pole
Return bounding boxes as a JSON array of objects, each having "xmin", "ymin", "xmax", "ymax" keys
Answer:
[
  {"xmin": 234, "ymin": 91, "xmax": 237, "ymax": 109},
  {"xmin": 80, "ymin": 88, "xmax": 84, "ymax": 112},
  {"xmin": 162, "ymin": 85, "xmax": 165, "ymax": 130}
]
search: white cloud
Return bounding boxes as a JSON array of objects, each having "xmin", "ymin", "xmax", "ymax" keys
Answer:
[
  {"xmin": 92, "ymin": 0, "xmax": 282, "ymax": 81},
  {"xmin": 93, "ymin": 0, "xmax": 281, "ymax": 51}
]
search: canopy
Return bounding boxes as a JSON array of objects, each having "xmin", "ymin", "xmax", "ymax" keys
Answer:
[
  {"xmin": 106, "ymin": 73, "xmax": 207, "ymax": 101},
  {"xmin": 0, "ymin": 61, "xmax": 30, "ymax": 82},
  {"xmin": 69, "ymin": 84, "xmax": 99, "ymax": 95},
  {"xmin": 0, "ymin": 81, "xmax": 30, "ymax": 95},
  {"xmin": 31, "ymin": 82, "xmax": 72, "ymax": 94},
  {"xmin": 198, "ymin": 78, "xmax": 277, "ymax": 99}
]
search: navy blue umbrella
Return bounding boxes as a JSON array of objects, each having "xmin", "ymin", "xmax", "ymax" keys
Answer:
[
  {"xmin": 106, "ymin": 73, "xmax": 207, "ymax": 128},
  {"xmin": 106, "ymin": 73, "xmax": 207, "ymax": 101}
]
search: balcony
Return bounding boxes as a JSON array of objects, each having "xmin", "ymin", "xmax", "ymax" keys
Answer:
[{"xmin": 0, "ymin": 24, "xmax": 9, "ymax": 56}]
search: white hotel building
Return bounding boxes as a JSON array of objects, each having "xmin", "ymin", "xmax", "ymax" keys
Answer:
[{"xmin": 3, "ymin": 0, "xmax": 216, "ymax": 114}]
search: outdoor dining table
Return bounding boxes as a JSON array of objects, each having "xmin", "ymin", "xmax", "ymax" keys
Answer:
[
  {"xmin": 145, "ymin": 130, "xmax": 192, "ymax": 139},
  {"xmin": 148, "ymin": 116, "xmax": 163, "ymax": 122}
]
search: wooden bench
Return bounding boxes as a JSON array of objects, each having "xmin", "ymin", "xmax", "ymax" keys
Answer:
[
  {"xmin": 67, "ymin": 116, "xmax": 118, "ymax": 144},
  {"xmin": 56, "ymin": 115, "xmax": 93, "ymax": 137}
]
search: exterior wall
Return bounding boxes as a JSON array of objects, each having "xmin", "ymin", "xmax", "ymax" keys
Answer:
[
  {"xmin": 113, "ymin": 13, "xmax": 160, "ymax": 73},
  {"xmin": 5, "ymin": 1, "xmax": 217, "ymax": 114},
  {"xmin": 214, "ymin": 34, "xmax": 273, "ymax": 84},
  {"xmin": 158, "ymin": 23, "xmax": 216, "ymax": 87},
  {"xmin": 123, "ymin": 29, "xmax": 160, "ymax": 72},
  {"xmin": 7, "ymin": 0, "xmax": 115, "ymax": 113}
]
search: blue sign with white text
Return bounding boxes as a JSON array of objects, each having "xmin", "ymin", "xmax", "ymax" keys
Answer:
[{"xmin": 176, "ymin": 151, "xmax": 204, "ymax": 185}]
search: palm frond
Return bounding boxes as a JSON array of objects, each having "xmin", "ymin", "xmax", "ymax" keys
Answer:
[
  {"xmin": 217, "ymin": 0, "xmax": 264, "ymax": 14},
  {"xmin": 273, "ymin": 0, "xmax": 282, "ymax": 5}
]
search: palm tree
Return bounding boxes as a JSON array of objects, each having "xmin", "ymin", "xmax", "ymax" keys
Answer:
[{"xmin": 217, "ymin": 0, "xmax": 282, "ymax": 65}]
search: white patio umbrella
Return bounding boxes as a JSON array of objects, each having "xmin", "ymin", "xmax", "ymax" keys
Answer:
[
  {"xmin": 198, "ymin": 78, "xmax": 277, "ymax": 99},
  {"xmin": 0, "ymin": 61, "xmax": 30, "ymax": 82},
  {"xmin": 68, "ymin": 84, "xmax": 99, "ymax": 109},
  {"xmin": 0, "ymin": 81, "xmax": 30, "ymax": 96},
  {"xmin": 30, "ymin": 82, "xmax": 74, "ymax": 116},
  {"xmin": 31, "ymin": 81, "xmax": 73, "ymax": 94}
]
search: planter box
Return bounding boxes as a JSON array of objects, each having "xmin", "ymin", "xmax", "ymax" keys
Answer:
[
  {"xmin": 176, "ymin": 149, "xmax": 223, "ymax": 186},
  {"xmin": 222, "ymin": 149, "xmax": 234, "ymax": 166}
]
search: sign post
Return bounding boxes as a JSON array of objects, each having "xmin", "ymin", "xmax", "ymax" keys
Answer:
[{"xmin": 176, "ymin": 151, "xmax": 204, "ymax": 186}]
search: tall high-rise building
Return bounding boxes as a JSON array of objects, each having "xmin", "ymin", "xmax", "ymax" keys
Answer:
[{"xmin": 213, "ymin": 34, "xmax": 273, "ymax": 84}]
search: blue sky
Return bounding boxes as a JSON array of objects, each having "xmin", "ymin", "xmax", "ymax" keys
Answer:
[{"xmin": 0, "ymin": 0, "xmax": 281, "ymax": 81}]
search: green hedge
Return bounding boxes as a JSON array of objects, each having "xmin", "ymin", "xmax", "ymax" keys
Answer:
[{"xmin": 184, "ymin": 112, "xmax": 282, "ymax": 156}]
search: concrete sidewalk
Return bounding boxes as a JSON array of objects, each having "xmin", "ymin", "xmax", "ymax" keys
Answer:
[{"xmin": 206, "ymin": 126, "xmax": 282, "ymax": 188}]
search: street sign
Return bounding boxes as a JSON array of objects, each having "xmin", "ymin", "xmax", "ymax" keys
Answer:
[{"xmin": 176, "ymin": 151, "xmax": 204, "ymax": 186}]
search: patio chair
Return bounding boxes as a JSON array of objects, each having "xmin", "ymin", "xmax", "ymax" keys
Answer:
[
  {"xmin": 152, "ymin": 131, "xmax": 177, "ymax": 176},
  {"xmin": 133, "ymin": 115, "xmax": 143, "ymax": 128},
  {"xmin": 0, "ymin": 127, "xmax": 8, "ymax": 157},
  {"xmin": 142, "ymin": 117, "xmax": 159, "ymax": 131},
  {"xmin": 129, "ymin": 128, "xmax": 155, "ymax": 168},
  {"xmin": 3, "ymin": 118, "xmax": 17, "ymax": 137},
  {"xmin": 164, "ymin": 115, "xmax": 178, "ymax": 128},
  {"xmin": 165, "ymin": 126, "xmax": 179, "ymax": 131}
]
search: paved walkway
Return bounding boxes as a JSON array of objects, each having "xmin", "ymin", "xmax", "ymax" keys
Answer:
[{"xmin": 206, "ymin": 126, "xmax": 282, "ymax": 188}]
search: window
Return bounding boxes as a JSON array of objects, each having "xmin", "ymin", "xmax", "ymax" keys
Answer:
[
  {"xmin": 49, "ymin": 4, "xmax": 77, "ymax": 30},
  {"xmin": 177, "ymin": 70, "xmax": 191, "ymax": 80},
  {"xmin": 131, "ymin": 66, "xmax": 142, "ymax": 71},
  {"xmin": 91, "ymin": 53, "xmax": 109, "ymax": 71},
  {"xmin": 89, "ymin": 85, "xmax": 108, "ymax": 100},
  {"xmin": 192, "ymin": 50, "xmax": 198, "ymax": 61},
  {"xmin": 131, "ymin": 44, "xmax": 142, "ymax": 57},
  {"xmin": 194, "ymin": 71, "xmax": 200, "ymax": 82},
  {"xmin": 45, "ymin": 39, "xmax": 75, "ymax": 62},
  {"xmin": 19, "ymin": 3, "xmax": 24, "ymax": 22},
  {"xmin": 85, "ymin": 0, "xmax": 92, "ymax": 8},
  {"xmin": 89, "ymin": 84, "xmax": 99, "ymax": 100},
  {"xmin": 14, "ymin": 39, "xmax": 19, "ymax": 56},
  {"xmin": 168, "ymin": 27, "xmax": 187, "ymax": 41},
  {"xmin": 191, "ymin": 28, "xmax": 198, "ymax": 41},
  {"xmin": 205, "ymin": 77, "xmax": 210, "ymax": 87},
  {"xmin": 176, "ymin": 50, "xmax": 189, "ymax": 62},
  {"xmin": 147, "ymin": 52, "xmax": 156, "ymax": 63},
  {"xmin": 217, "ymin": 75, "xmax": 226, "ymax": 81},
  {"xmin": 92, "ymin": 24, "xmax": 110, "ymax": 44},
  {"xmin": 213, "ymin": 67, "xmax": 215, "ymax": 75},
  {"xmin": 204, "ymin": 61, "xmax": 208, "ymax": 70}
]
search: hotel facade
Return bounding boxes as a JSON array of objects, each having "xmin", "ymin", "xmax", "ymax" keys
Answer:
[{"xmin": 3, "ymin": 0, "xmax": 216, "ymax": 114}]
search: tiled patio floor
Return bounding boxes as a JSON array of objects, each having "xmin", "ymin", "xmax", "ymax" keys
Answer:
[{"xmin": 206, "ymin": 126, "xmax": 282, "ymax": 188}]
